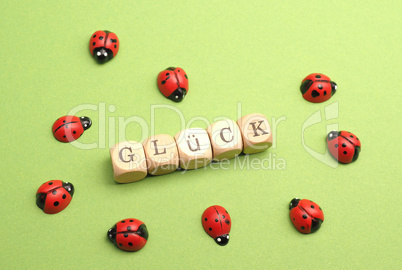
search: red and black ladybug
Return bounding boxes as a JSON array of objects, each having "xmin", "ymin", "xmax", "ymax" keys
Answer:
[
  {"xmin": 107, "ymin": 218, "xmax": 149, "ymax": 252},
  {"xmin": 89, "ymin": 30, "xmax": 119, "ymax": 64},
  {"xmin": 300, "ymin": 73, "xmax": 337, "ymax": 103},
  {"xmin": 157, "ymin": 67, "xmax": 188, "ymax": 102},
  {"xmin": 289, "ymin": 198, "xmax": 324, "ymax": 234},
  {"xmin": 327, "ymin": 130, "xmax": 361, "ymax": 164},
  {"xmin": 36, "ymin": 180, "xmax": 74, "ymax": 214},
  {"xmin": 52, "ymin": 115, "xmax": 92, "ymax": 143},
  {"xmin": 201, "ymin": 205, "xmax": 231, "ymax": 246}
]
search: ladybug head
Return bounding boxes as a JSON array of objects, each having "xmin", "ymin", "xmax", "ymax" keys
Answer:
[
  {"xmin": 215, "ymin": 234, "xmax": 229, "ymax": 246},
  {"xmin": 289, "ymin": 198, "xmax": 300, "ymax": 210},
  {"xmin": 330, "ymin": 81, "xmax": 337, "ymax": 96},
  {"xmin": 168, "ymin": 88, "xmax": 187, "ymax": 103},
  {"xmin": 62, "ymin": 182, "xmax": 74, "ymax": 196},
  {"xmin": 327, "ymin": 131, "xmax": 339, "ymax": 141},
  {"xmin": 93, "ymin": 47, "xmax": 113, "ymax": 64},
  {"xmin": 80, "ymin": 117, "xmax": 92, "ymax": 130},
  {"xmin": 107, "ymin": 226, "xmax": 116, "ymax": 242}
]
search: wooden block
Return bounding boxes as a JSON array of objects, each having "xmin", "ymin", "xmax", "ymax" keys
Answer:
[
  {"xmin": 206, "ymin": 119, "xmax": 243, "ymax": 161},
  {"xmin": 174, "ymin": 128, "xmax": 212, "ymax": 169},
  {"xmin": 237, "ymin": 113, "xmax": 272, "ymax": 154},
  {"xmin": 110, "ymin": 141, "xmax": 148, "ymax": 183},
  {"xmin": 143, "ymin": 134, "xmax": 179, "ymax": 175}
]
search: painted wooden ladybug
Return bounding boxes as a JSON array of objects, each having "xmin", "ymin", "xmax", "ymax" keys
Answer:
[
  {"xmin": 52, "ymin": 116, "xmax": 92, "ymax": 143},
  {"xmin": 107, "ymin": 218, "xmax": 149, "ymax": 252},
  {"xmin": 289, "ymin": 198, "xmax": 324, "ymax": 234},
  {"xmin": 89, "ymin": 30, "xmax": 119, "ymax": 64},
  {"xmin": 157, "ymin": 67, "xmax": 188, "ymax": 102},
  {"xmin": 327, "ymin": 130, "xmax": 361, "ymax": 164},
  {"xmin": 36, "ymin": 180, "xmax": 74, "ymax": 214},
  {"xmin": 300, "ymin": 73, "xmax": 337, "ymax": 103},
  {"xmin": 201, "ymin": 205, "xmax": 231, "ymax": 246}
]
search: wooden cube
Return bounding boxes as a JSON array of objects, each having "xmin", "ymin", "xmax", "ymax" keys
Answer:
[
  {"xmin": 110, "ymin": 141, "xmax": 148, "ymax": 183},
  {"xmin": 174, "ymin": 128, "xmax": 212, "ymax": 169},
  {"xmin": 237, "ymin": 113, "xmax": 272, "ymax": 154},
  {"xmin": 143, "ymin": 134, "xmax": 179, "ymax": 175},
  {"xmin": 206, "ymin": 119, "xmax": 243, "ymax": 161}
]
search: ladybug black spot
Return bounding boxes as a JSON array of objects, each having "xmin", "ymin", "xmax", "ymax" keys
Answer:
[
  {"xmin": 343, "ymin": 151, "xmax": 347, "ymax": 155},
  {"xmin": 63, "ymin": 135, "xmax": 66, "ymax": 138},
  {"xmin": 301, "ymin": 226, "xmax": 305, "ymax": 230},
  {"xmin": 178, "ymin": 69, "xmax": 180, "ymax": 72},
  {"xmin": 342, "ymin": 143, "xmax": 346, "ymax": 147},
  {"xmin": 49, "ymin": 182, "xmax": 53, "ymax": 185},
  {"xmin": 204, "ymin": 218, "xmax": 207, "ymax": 221},
  {"xmin": 311, "ymin": 90, "xmax": 320, "ymax": 98},
  {"xmin": 161, "ymin": 80, "xmax": 166, "ymax": 85},
  {"xmin": 99, "ymin": 36, "xmax": 103, "ymax": 40},
  {"xmin": 293, "ymin": 218, "xmax": 295, "ymax": 220},
  {"xmin": 127, "ymin": 226, "xmax": 132, "ymax": 231},
  {"xmin": 311, "ymin": 205, "xmax": 315, "ymax": 209},
  {"xmin": 319, "ymin": 207, "xmax": 322, "ymax": 210},
  {"xmin": 185, "ymin": 74, "xmax": 188, "ymax": 79},
  {"xmin": 63, "ymin": 120, "xmax": 66, "ymax": 123},
  {"xmin": 222, "ymin": 215, "xmax": 225, "ymax": 219},
  {"xmin": 62, "ymin": 194, "xmax": 66, "ymax": 199},
  {"xmin": 215, "ymin": 219, "xmax": 218, "ymax": 222},
  {"xmin": 93, "ymin": 35, "xmax": 96, "ymax": 38},
  {"xmin": 335, "ymin": 144, "xmax": 338, "ymax": 148},
  {"xmin": 302, "ymin": 214, "xmax": 307, "ymax": 219},
  {"xmin": 166, "ymin": 73, "xmax": 170, "ymax": 76},
  {"xmin": 357, "ymin": 137, "xmax": 359, "ymax": 140},
  {"xmin": 128, "ymin": 242, "xmax": 133, "ymax": 246},
  {"xmin": 318, "ymin": 84, "xmax": 323, "ymax": 89},
  {"xmin": 124, "ymin": 234, "xmax": 128, "ymax": 238},
  {"xmin": 226, "ymin": 211, "xmax": 228, "ymax": 213},
  {"xmin": 121, "ymin": 221, "xmax": 125, "ymax": 223},
  {"xmin": 225, "ymin": 220, "xmax": 230, "ymax": 225},
  {"xmin": 54, "ymin": 201, "xmax": 59, "ymax": 206},
  {"xmin": 209, "ymin": 228, "xmax": 212, "ymax": 231},
  {"xmin": 324, "ymin": 91, "xmax": 327, "ymax": 95},
  {"xmin": 92, "ymin": 42, "xmax": 96, "ymax": 46},
  {"xmin": 73, "ymin": 131, "xmax": 76, "ymax": 134},
  {"xmin": 52, "ymin": 190, "xmax": 57, "ymax": 195},
  {"xmin": 130, "ymin": 220, "xmax": 134, "ymax": 222},
  {"xmin": 315, "ymin": 75, "xmax": 321, "ymax": 78},
  {"xmin": 119, "ymin": 243, "xmax": 123, "ymax": 246},
  {"xmin": 350, "ymin": 135, "xmax": 354, "ymax": 138},
  {"xmin": 114, "ymin": 45, "xmax": 116, "ymax": 48}
]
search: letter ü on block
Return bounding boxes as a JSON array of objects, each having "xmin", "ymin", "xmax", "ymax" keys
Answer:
[{"xmin": 110, "ymin": 141, "xmax": 148, "ymax": 183}]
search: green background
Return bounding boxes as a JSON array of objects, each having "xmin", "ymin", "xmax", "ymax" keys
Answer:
[{"xmin": 1, "ymin": 0, "xmax": 400, "ymax": 269}]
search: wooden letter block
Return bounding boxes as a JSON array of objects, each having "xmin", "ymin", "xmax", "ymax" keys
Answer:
[
  {"xmin": 237, "ymin": 113, "xmax": 272, "ymax": 154},
  {"xmin": 143, "ymin": 134, "xmax": 179, "ymax": 175},
  {"xmin": 110, "ymin": 141, "xmax": 148, "ymax": 183},
  {"xmin": 206, "ymin": 119, "xmax": 243, "ymax": 161},
  {"xmin": 174, "ymin": 128, "xmax": 212, "ymax": 169}
]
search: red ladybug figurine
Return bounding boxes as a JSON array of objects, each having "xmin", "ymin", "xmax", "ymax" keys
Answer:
[
  {"xmin": 157, "ymin": 67, "xmax": 188, "ymax": 102},
  {"xmin": 289, "ymin": 198, "xmax": 324, "ymax": 234},
  {"xmin": 36, "ymin": 180, "xmax": 74, "ymax": 214},
  {"xmin": 300, "ymin": 73, "xmax": 337, "ymax": 103},
  {"xmin": 327, "ymin": 130, "xmax": 361, "ymax": 164},
  {"xmin": 52, "ymin": 115, "xmax": 92, "ymax": 143},
  {"xmin": 107, "ymin": 218, "xmax": 149, "ymax": 252},
  {"xmin": 201, "ymin": 205, "xmax": 231, "ymax": 246},
  {"xmin": 89, "ymin": 30, "xmax": 119, "ymax": 64}
]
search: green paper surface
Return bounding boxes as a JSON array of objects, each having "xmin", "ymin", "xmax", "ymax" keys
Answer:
[{"xmin": 0, "ymin": 0, "xmax": 400, "ymax": 269}]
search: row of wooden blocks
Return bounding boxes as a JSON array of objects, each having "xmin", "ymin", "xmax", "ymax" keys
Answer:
[{"xmin": 110, "ymin": 113, "xmax": 272, "ymax": 183}]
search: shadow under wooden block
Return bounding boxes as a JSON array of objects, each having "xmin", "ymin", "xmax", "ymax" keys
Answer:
[
  {"xmin": 110, "ymin": 141, "xmax": 148, "ymax": 183},
  {"xmin": 174, "ymin": 128, "xmax": 212, "ymax": 169},
  {"xmin": 237, "ymin": 113, "xmax": 272, "ymax": 154},
  {"xmin": 207, "ymin": 119, "xmax": 243, "ymax": 161},
  {"xmin": 143, "ymin": 134, "xmax": 179, "ymax": 175}
]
